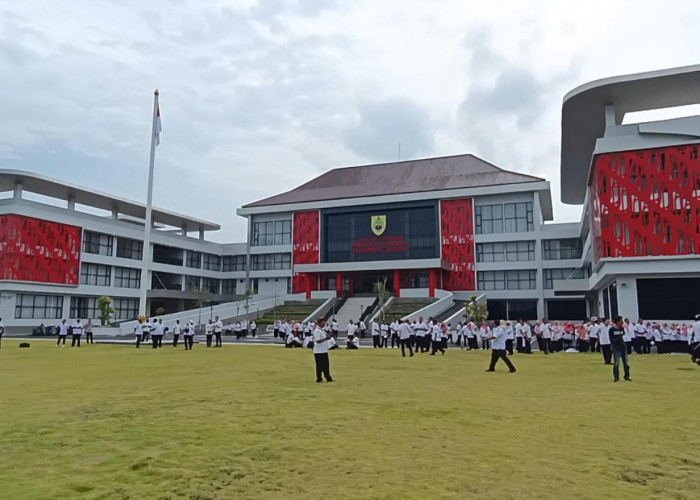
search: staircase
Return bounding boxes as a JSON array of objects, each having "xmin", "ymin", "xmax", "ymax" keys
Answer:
[
  {"xmin": 331, "ymin": 297, "xmax": 377, "ymax": 332},
  {"xmin": 378, "ymin": 298, "xmax": 437, "ymax": 322},
  {"xmin": 435, "ymin": 302, "xmax": 465, "ymax": 323},
  {"xmin": 258, "ymin": 300, "xmax": 326, "ymax": 324}
]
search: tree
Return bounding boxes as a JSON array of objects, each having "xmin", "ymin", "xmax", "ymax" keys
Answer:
[
  {"xmin": 465, "ymin": 294, "xmax": 488, "ymax": 327},
  {"xmin": 190, "ymin": 287, "xmax": 209, "ymax": 327},
  {"xmin": 97, "ymin": 295, "xmax": 115, "ymax": 326},
  {"xmin": 373, "ymin": 279, "xmax": 391, "ymax": 321},
  {"xmin": 244, "ymin": 288, "xmax": 256, "ymax": 317}
]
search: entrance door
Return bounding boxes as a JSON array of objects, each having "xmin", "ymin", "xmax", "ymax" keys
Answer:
[{"xmin": 354, "ymin": 272, "xmax": 394, "ymax": 295}]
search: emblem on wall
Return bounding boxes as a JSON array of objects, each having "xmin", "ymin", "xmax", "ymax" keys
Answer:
[{"xmin": 371, "ymin": 215, "xmax": 387, "ymax": 236}]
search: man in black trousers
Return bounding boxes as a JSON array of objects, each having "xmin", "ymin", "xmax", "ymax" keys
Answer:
[
  {"xmin": 485, "ymin": 319, "xmax": 516, "ymax": 373},
  {"xmin": 313, "ymin": 317, "xmax": 334, "ymax": 383}
]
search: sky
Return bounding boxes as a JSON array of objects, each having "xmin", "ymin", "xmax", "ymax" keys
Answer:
[{"xmin": 2, "ymin": 0, "xmax": 700, "ymax": 242}]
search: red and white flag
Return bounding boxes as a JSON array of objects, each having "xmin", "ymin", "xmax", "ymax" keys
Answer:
[{"xmin": 154, "ymin": 104, "xmax": 162, "ymax": 146}]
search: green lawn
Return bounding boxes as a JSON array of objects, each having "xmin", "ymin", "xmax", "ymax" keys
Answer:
[{"xmin": 0, "ymin": 340, "xmax": 698, "ymax": 500}]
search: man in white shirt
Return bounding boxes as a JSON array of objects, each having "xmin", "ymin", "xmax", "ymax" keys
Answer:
[
  {"xmin": 588, "ymin": 317, "xmax": 599, "ymax": 353},
  {"xmin": 134, "ymin": 317, "xmax": 144, "ymax": 349},
  {"xmin": 346, "ymin": 332, "xmax": 360, "ymax": 350},
  {"xmin": 633, "ymin": 320, "xmax": 647, "ymax": 355},
  {"xmin": 172, "ymin": 319, "xmax": 182, "ymax": 347},
  {"xmin": 539, "ymin": 319, "xmax": 551, "ymax": 355},
  {"xmin": 371, "ymin": 320, "xmax": 381, "ymax": 348},
  {"xmin": 358, "ymin": 320, "xmax": 367, "ymax": 338},
  {"xmin": 430, "ymin": 322, "xmax": 445, "ymax": 355},
  {"xmin": 142, "ymin": 318, "xmax": 151, "ymax": 343},
  {"xmin": 414, "ymin": 317, "xmax": 429, "ymax": 353},
  {"xmin": 486, "ymin": 320, "xmax": 516, "ymax": 373},
  {"xmin": 690, "ymin": 314, "xmax": 700, "ymax": 364},
  {"xmin": 214, "ymin": 316, "xmax": 223, "ymax": 347},
  {"xmin": 398, "ymin": 319, "xmax": 413, "ymax": 357},
  {"xmin": 313, "ymin": 318, "xmax": 334, "ymax": 383},
  {"xmin": 597, "ymin": 318, "xmax": 612, "ymax": 365},
  {"xmin": 183, "ymin": 320, "xmax": 195, "ymax": 350},
  {"xmin": 0, "ymin": 317, "xmax": 4, "ymax": 349},
  {"xmin": 380, "ymin": 322, "xmax": 389, "ymax": 348},
  {"xmin": 515, "ymin": 320, "xmax": 524, "ymax": 353},
  {"xmin": 331, "ymin": 318, "xmax": 339, "ymax": 338},
  {"xmin": 522, "ymin": 321, "xmax": 533, "ymax": 354},
  {"xmin": 390, "ymin": 320, "xmax": 399, "ymax": 348},
  {"xmin": 250, "ymin": 320, "xmax": 257, "ymax": 337},
  {"xmin": 205, "ymin": 319, "xmax": 214, "ymax": 348},
  {"xmin": 152, "ymin": 318, "xmax": 164, "ymax": 348},
  {"xmin": 346, "ymin": 320, "xmax": 358, "ymax": 339},
  {"xmin": 71, "ymin": 319, "xmax": 84, "ymax": 347},
  {"xmin": 505, "ymin": 321, "xmax": 515, "ymax": 355},
  {"xmin": 57, "ymin": 319, "xmax": 69, "ymax": 347}
]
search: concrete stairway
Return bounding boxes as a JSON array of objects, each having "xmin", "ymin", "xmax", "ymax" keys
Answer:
[{"xmin": 331, "ymin": 297, "xmax": 376, "ymax": 332}]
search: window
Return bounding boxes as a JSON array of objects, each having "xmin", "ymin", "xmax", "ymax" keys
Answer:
[
  {"xmin": 186, "ymin": 251, "xmax": 202, "ymax": 269},
  {"xmin": 113, "ymin": 298, "xmax": 139, "ymax": 321},
  {"xmin": 222, "ymin": 279, "xmax": 237, "ymax": 294},
  {"xmin": 202, "ymin": 278, "xmax": 220, "ymax": 294},
  {"xmin": 504, "ymin": 202, "xmax": 534, "ymax": 232},
  {"xmin": 542, "ymin": 239, "xmax": 583, "ymax": 260},
  {"xmin": 475, "ymin": 204, "xmax": 504, "ymax": 234},
  {"xmin": 477, "ymin": 271, "xmax": 506, "ymax": 290},
  {"xmin": 505, "ymin": 241, "xmax": 535, "ymax": 261},
  {"xmin": 70, "ymin": 297, "xmax": 99, "ymax": 319},
  {"xmin": 543, "ymin": 268, "xmax": 588, "ymax": 289},
  {"xmin": 202, "ymin": 253, "xmax": 221, "ymax": 271},
  {"xmin": 252, "ymin": 219, "xmax": 292, "ymax": 246},
  {"xmin": 80, "ymin": 263, "xmax": 111, "ymax": 286},
  {"xmin": 114, "ymin": 267, "xmax": 141, "ymax": 288},
  {"xmin": 15, "ymin": 294, "xmax": 63, "ymax": 319},
  {"xmin": 476, "ymin": 243, "xmax": 505, "ymax": 262},
  {"xmin": 185, "ymin": 275, "xmax": 200, "ymax": 290},
  {"xmin": 116, "ymin": 237, "xmax": 143, "ymax": 260},
  {"xmin": 222, "ymin": 255, "xmax": 246, "ymax": 271},
  {"xmin": 83, "ymin": 231, "xmax": 113, "ymax": 256},
  {"xmin": 506, "ymin": 270, "xmax": 537, "ymax": 290},
  {"xmin": 251, "ymin": 253, "xmax": 291, "ymax": 271}
]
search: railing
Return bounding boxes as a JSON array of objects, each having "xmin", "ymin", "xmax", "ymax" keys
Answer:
[{"xmin": 402, "ymin": 290, "xmax": 454, "ymax": 322}]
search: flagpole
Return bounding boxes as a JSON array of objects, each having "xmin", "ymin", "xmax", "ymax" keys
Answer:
[{"xmin": 139, "ymin": 89, "xmax": 159, "ymax": 317}]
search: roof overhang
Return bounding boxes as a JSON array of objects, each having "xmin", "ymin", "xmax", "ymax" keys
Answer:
[
  {"xmin": 0, "ymin": 169, "xmax": 220, "ymax": 232},
  {"xmin": 560, "ymin": 64, "xmax": 700, "ymax": 205}
]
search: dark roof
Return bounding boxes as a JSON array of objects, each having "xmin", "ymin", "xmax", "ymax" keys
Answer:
[{"xmin": 244, "ymin": 154, "xmax": 544, "ymax": 208}]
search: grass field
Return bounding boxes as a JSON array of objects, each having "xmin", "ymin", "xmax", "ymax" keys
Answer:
[{"xmin": 1, "ymin": 340, "xmax": 698, "ymax": 500}]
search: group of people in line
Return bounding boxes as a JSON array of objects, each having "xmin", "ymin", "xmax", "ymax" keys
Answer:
[{"xmin": 52, "ymin": 318, "xmax": 95, "ymax": 347}]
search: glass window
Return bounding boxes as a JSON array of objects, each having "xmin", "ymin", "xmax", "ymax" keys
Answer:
[
  {"xmin": 113, "ymin": 298, "xmax": 139, "ymax": 321},
  {"xmin": 201, "ymin": 278, "xmax": 220, "ymax": 294},
  {"xmin": 475, "ymin": 204, "xmax": 504, "ymax": 234},
  {"xmin": 114, "ymin": 267, "xmax": 141, "ymax": 288},
  {"xmin": 542, "ymin": 239, "xmax": 583, "ymax": 260},
  {"xmin": 251, "ymin": 253, "xmax": 291, "ymax": 270},
  {"xmin": 185, "ymin": 275, "xmax": 200, "ymax": 290},
  {"xmin": 476, "ymin": 242, "xmax": 505, "ymax": 262},
  {"xmin": 83, "ymin": 231, "xmax": 113, "ymax": 256},
  {"xmin": 504, "ymin": 202, "xmax": 533, "ymax": 233},
  {"xmin": 505, "ymin": 241, "xmax": 535, "ymax": 261},
  {"xmin": 116, "ymin": 237, "xmax": 143, "ymax": 260},
  {"xmin": 80, "ymin": 263, "xmax": 111, "ymax": 286},
  {"xmin": 506, "ymin": 270, "xmax": 537, "ymax": 290},
  {"xmin": 477, "ymin": 271, "xmax": 506, "ymax": 290},
  {"xmin": 70, "ymin": 296, "xmax": 100, "ymax": 319},
  {"xmin": 222, "ymin": 255, "xmax": 246, "ymax": 272},
  {"xmin": 186, "ymin": 251, "xmax": 202, "ymax": 269},
  {"xmin": 253, "ymin": 220, "xmax": 292, "ymax": 246},
  {"xmin": 221, "ymin": 279, "xmax": 238, "ymax": 294},
  {"xmin": 202, "ymin": 253, "xmax": 221, "ymax": 271},
  {"xmin": 543, "ymin": 268, "xmax": 588, "ymax": 289},
  {"xmin": 15, "ymin": 294, "xmax": 63, "ymax": 319}
]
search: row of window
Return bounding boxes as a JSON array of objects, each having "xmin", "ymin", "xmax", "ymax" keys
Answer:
[
  {"xmin": 475, "ymin": 202, "xmax": 534, "ymax": 234},
  {"xmin": 252, "ymin": 220, "xmax": 292, "ymax": 247},
  {"xmin": 83, "ymin": 231, "xmax": 143, "ymax": 260},
  {"xmin": 14, "ymin": 294, "xmax": 138, "ymax": 320},
  {"xmin": 251, "ymin": 253, "xmax": 291, "ymax": 271},
  {"xmin": 477, "ymin": 267, "xmax": 590, "ymax": 291},
  {"xmin": 80, "ymin": 264, "xmax": 142, "ymax": 288},
  {"xmin": 476, "ymin": 239, "xmax": 583, "ymax": 262}
]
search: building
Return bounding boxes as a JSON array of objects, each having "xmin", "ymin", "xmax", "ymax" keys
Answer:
[{"xmin": 2, "ymin": 64, "xmax": 699, "ymax": 329}]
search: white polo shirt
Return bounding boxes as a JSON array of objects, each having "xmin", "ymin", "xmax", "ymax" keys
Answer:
[{"xmin": 313, "ymin": 327, "xmax": 329, "ymax": 354}]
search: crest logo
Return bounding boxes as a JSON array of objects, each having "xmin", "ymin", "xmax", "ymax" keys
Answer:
[{"xmin": 371, "ymin": 215, "xmax": 386, "ymax": 236}]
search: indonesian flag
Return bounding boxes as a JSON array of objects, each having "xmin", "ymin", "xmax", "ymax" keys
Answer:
[{"xmin": 155, "ymin": 104, "xmax": 162, "ymax": 146}]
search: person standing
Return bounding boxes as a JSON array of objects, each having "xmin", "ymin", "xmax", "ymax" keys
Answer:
[
  {"xmin": 515, "ymin": 320, "xmax": 524, "ymax": 353},
  {"xmin": 331, "ymin": 318, "xmax": 339, "ymax": 338},
  {"xmin": 312, "ymin": 318, "xmax": 334, "ymax": 383},
  {"xmin": 214, "ymin": 316, "xmax": 223, "ymax": 347},
  {"xmin": 539, "ymin": 319, "xmax": 551, "ymax": 354},
  {"xmin": 610, "ymin": 316, "xmax": 631, "ymax": 382},
  {"xmin": 134, "ymin": 316, "xmax": 144, "ymax": 348},
  {"xmin": 633, "ymin": 320, "xmax": 646, "ymax": 354},
  {"xmin": 485, "ymin": 320, "xmax": 516, "ymax": 373},
  {"xmin": 430, "ymin": 322, "xmax": 446, "ymax": 355},
  {"xmin": 690, "ymin": 314, "xmax": 700, "ymax": 365},
  {"xmin": 205, "ymin": 319, "xmax": 214, "ymax": 347},
  {"xmin": 390, "ymin": 320, "xmax": 399, "ymax": 349},
  {"xmin": 70, "ymin": 319, "xmax": 84, "ymax": 347},
  {"xmin": 250, "ymin": 320, "xmax": 257, "ymax": 337},
  {"xmin": 142, "ymin": 318, "xmax": 151, "ymax": 343},
  {"xmin": 359, "ymin": 319, "xmax": 367, "ymax": 338},
  {"xmin": 85, "ymin": 319, "xmax": 94, "ymax": 344},
  {"xmin": 184, "ymin": 320, "xmax": 195, "ymax": 350},
  {"xmin": 522, "ymin": 320, "xmax": 533, "ymax": 354},
  {"xmin": 56, "ymin": 319, "xmax": 68, "ymax": 346},
  {"xmin": 172, "ymin": 319, "xmax": 182, "ymax": 347},
  {"xmin": 398, "ymin": 319, "xmax": 414, "ymax": 357},
  {"xmin": 151, "ymin": 318, "xmax": 164, "ymax": 348},
  {"xmin": 598, "ymin": 318, "xmax": 612, "ymax": 365},
  {"xmin": 347, "ymin": 320, "xmax": 358, "ymax": 340},
  {"xmin": 371, "ymin": 319, "xmax": 381, "ymax": 348},
  {"xmin": 505, "ymin": 321, "xmax": 515, "ymax": 355},
  {"xmin": 0, "ymin": 317, "xmax": 4, "ymax": 348},
  {"xmin": 414, "ymin": 317, "xmax": 429, "ymax": 353}
]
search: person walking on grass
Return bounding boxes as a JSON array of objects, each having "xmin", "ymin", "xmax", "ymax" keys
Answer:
[
  {"xmin": 313, "ymin": 317, "xmax": 334, "ymax": 383},
  {"xmin": 610, "ymin": 316, "xmax": 631, "ymax": 382},
  {"xmin": 485, "ymin": 319, "xmax": 516, "ymax": 373},
  {"xmin": 205, "ymin": 319, "xmax": 214, "ymax": 348},
  {"xmin": 85, "ymin": 318, "xmax": 94, "ymax": 344},
  {"xmin": 398, "ymin": 319, "xmax": 414, "ymax": 357},
  {"xmin": 172, "ymin": 319, "xmax": 182, "ymax": 347},
  {"xmin": 214, "ymin": 316, "xmax": 223, "ymax": 347},
  {"xmin": 184, "ymin": 320, "xmax": 195, "ymax": 350},
  {"xmin": 0, "ymin": 317, "xmax": 5, "ymax": 348}
]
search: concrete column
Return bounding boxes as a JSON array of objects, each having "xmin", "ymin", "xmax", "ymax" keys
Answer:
[
  {"xmin": 305, "ymin": 274, "xmax": 312, "ymax": 300},
  {"xmin": 335, "ymin": 272, "xmax": 342, "ymax": 298},
  {"xmin": 111, "ymin": 208, "xmax": 119, "ymax": 219},
  {"xmin": 181, "ymin": 224, "xmax": 188, "ymax": 237},
  {"xmin": 428, "ymin": 269, "xmax": 438, "ymax": 298},
  {"xmin": 616, "ymin": 277, "xmax": 639, "ymax": 320},
  {"xmin": 198, "ymin": 227, "xmax": 205, "ymax": 240},
  {"xmin": 393, "ymin": 269, "xmax": 401, "ymax": 298},
  {"xmin": 13, "ymin": 183, "xmax": 23, "ymax": 199},
  {"xmin": 67, "ymin": 196, "xmax": 75, "ymax": 211}
]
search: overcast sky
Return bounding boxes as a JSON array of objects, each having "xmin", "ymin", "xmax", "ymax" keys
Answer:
[{"xmin": 2, "ymin": 0, "xmax": 700, "ymax": 242}]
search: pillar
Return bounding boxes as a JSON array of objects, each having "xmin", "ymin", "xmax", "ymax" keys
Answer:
[
  {"xmin": 305, "ymin": 274, "xmax": 312, "ymax": 300},
  {"xmin": 67, "ymin": 196, "xmax": 75, "ymax": 211},
  {"xmin": 349, "ymin": 273, "xmax": 355, "ymax": 296},
  {"xmin": 393, "ymin": 269, "xmax": 401, "ymax": 298},
  {"xmin": 428, "ymin": 269, "xmax": 438, "ymax": 298},
  {"xmin": 336, "ymin": 272, "xmax": 343, "ymax": 298},
  {"xmin": 13, "ymin": 182, "xmax": 22, "ymax": 199}
]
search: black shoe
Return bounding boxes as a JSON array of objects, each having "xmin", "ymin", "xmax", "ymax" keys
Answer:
[
  {"xmin": 613, "ymin": 379, "xmax": 619, "ymax": 382},
  {"xmin": 485, "ymin": 369, "xmax": 495, "ymax": 372},
  {"xmin": 316, "ymin": 380, "xmax": 323, "ymax": 383},
  {"xmin": 326, "ymin": 379, "xmax": 334, "ymax": 382},
  {"xmin": 624, "ymin": 378, "xmax": 632, "ymax": 382},
  {"xmin": 509, "ymin": 369, "xmax": 516, "ymax": 373}
]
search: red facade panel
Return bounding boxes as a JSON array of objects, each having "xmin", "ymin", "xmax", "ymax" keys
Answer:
[
  {"xmin": 590, "ymin": 144, "xmax": 700, "ymax": 262},
  {"xmin": 440, "ymin": 198, "xmax": 476, "ymax": 291},
  {"xmin": 292, "ymin": 210, "xmax": 320, "ymax": 294},
  {"xmin": 0, "ymin": 214, "xmax": 82, "ymax": 285}
]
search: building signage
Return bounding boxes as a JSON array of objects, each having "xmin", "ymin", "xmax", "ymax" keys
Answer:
[
  {"xmin": 351, "ymin": 235, "xmax": 409, "ymax": 254},
  {"xmin": 370, "ymin": 215, "xmax": 387, "ymax": 236}
]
